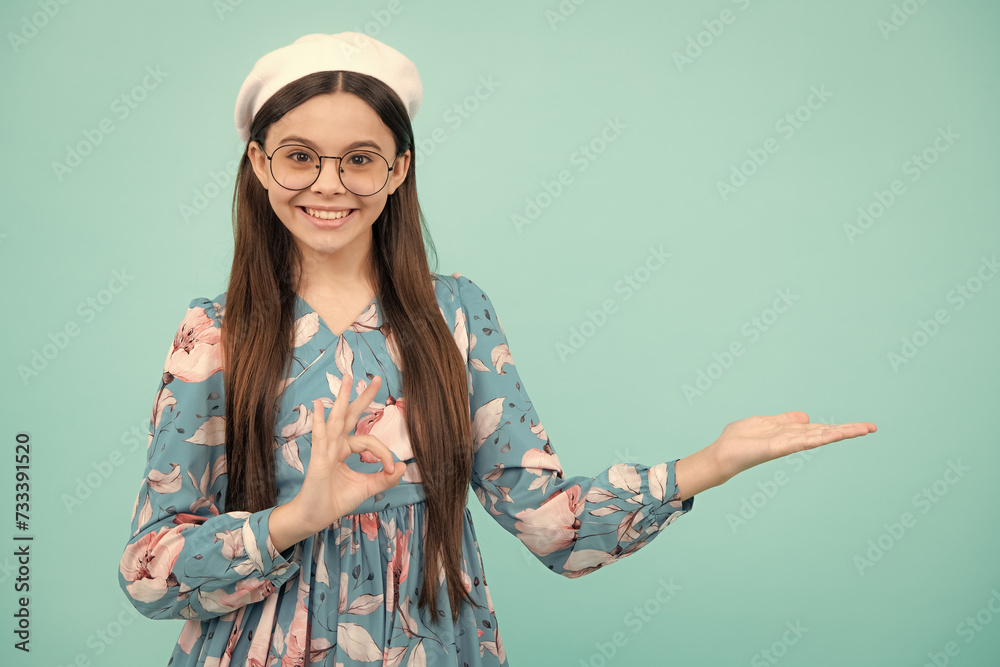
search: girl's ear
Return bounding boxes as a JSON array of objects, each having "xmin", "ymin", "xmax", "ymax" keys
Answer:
[
  {"xmin": 247, "ymin": 140, "xmax": 270, "ymax": 190},
  {"xmin": 387, "ymin": 149, "xmax": 411, "ymax": 195}
]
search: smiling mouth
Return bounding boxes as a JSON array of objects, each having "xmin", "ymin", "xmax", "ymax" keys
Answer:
[{"xmin": 302, "ymin": 207, "xmax": 355, "ymax": 220}]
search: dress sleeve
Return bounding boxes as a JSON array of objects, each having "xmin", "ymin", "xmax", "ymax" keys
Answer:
[
  {"xmin": 118, "ymin": 297, "xmax": 300, "ymax": 620},
  {"xmin": 454, "ymin": 274, "xmax": 694, "ymax": 578}
]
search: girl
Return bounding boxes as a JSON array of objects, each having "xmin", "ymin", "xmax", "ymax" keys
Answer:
[{"xmin": 118, "ymin": 32, "xmax": 876, "ymax": 666}]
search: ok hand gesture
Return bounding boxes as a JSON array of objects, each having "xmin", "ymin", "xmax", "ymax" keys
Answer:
[{"xmin": 270, "ymin": 374, "xmax": 405, "ymax": 550}]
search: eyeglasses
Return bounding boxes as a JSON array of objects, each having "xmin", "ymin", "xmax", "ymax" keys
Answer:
[{"xmin": 261, "ymin": 143, "xmax": 395, "ymax": 196}]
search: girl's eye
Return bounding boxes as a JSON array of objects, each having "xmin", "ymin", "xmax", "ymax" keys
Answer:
[
  {"xmin": 348, "ymin": 153, "xmax": 372, "ymax": 166},
  {"xmin": 276, "ymin": 146, "xmax": 317, "ymax": 165}
]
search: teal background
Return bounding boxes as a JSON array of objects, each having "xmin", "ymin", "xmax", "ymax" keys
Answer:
[{"xmin": 1, "ymin": 1, "xmax": 998, "ymax": 665}]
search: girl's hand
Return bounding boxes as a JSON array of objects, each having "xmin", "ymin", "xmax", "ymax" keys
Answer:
[
  {"xmin": 676, "ymin": 411, "xmax": 877, "ymax": 500},
  {"xmin": 714, "ymin": 411, "xmax": 876, "ymax": 480},
  {"xmin": 291, "ymin": 373, "xmax": 405, "ymax": 533}
]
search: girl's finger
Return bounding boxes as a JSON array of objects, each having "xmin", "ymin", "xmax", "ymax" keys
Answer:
[
  {"xmin": 828, "ymin": 422, "xmax": 877, "ymax": 439},
  {"xmin": 346, "ymin": 434, "xmax": 399, "ymax": 474},
  {"xmin": 342, "ymin": 375, "xmax": 382, "ymax": 429},
  {"xmin": 312, "ymin": 398, "xmax": 327, "ymax": 448},
  {"xmin": 794, "ymin": 423, "xmax": 873, "ymax": 449},
  {"xmin": 330, "ymin": 373, "xmax": 354, "ymax": 426}
]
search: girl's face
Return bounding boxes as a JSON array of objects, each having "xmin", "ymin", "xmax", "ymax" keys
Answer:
[{"xmin": 248, "ymin": 91, "xmax": 410, "ymax": 272}]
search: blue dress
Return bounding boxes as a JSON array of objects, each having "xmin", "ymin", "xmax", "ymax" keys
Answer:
[{"xmin": 118, "ymin": 271, "xmax": 694, "ymax": 666}]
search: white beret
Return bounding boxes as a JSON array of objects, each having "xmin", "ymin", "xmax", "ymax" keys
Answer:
[{"xmin": 234, "ymin": 32, "xmax": 422, "ymax": 144}]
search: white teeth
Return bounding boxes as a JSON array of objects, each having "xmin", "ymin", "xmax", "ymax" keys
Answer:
[{"xmin": 305, "ymin": 207, "xmax": 352, "ymax": 220}]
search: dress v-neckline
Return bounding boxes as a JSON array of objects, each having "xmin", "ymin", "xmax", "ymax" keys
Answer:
[{"xmin": 294, "ymin": 292, "xmax": 380, "ymax": 338}]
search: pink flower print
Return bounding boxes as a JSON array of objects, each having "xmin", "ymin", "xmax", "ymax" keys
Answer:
[
  {"xmin": 197, "ymin": 578, "xmax": 277, "ymax": 615},
  {"xmin": 520, "ymin": 444, "xmax": 562, "ymax": 473},
  {"xmin": 483, "ymin": 578, "xmax": 495, "ymax": 614},
  {"xmin": 120, "ymin": 527, "xmax": 184, "ymax": 603},
  {"xmin": 513, "ymin": 484, "xmax": 585, "ymax": 556},
  {"xmin": 177, "ymin": 619, "xmax": 203, "ymax": 655},
  {"xmin": 281, "ymin": 404, "xmax": 313, "ymax": 441},
  {"xmin": 385, "ymin": 527, "xmax": 412, "ymax": 612},
  {"xmin": 351, "ymin": 513, "xmax": 380, "ymax": 542},
  {"xmin": 165, "ymin": 306, "xmax": 222, "ymax": 382},
  {"xmin": 461, "ymin": 568, "xmax": 472, "ymax": 594},
  {"xmin": 152, "ymin": 387, "xmax": 176, "ymax": 431},
  {"xmin": 281, "ymin": 598, "xmax": 310, "ymax": 667},
  {"xmin": 278, "ymin": 404, "xmax": 314, "ymax": 474},
  {"xmin": 223, "ymin": 610, "xmax": 243, "ymax": 658},
  {"xmin": 214, "ymin": 527, "xmax": 244, "ymax": 560},
  {"xmin": 172, "ymin": 511, "xmax": 216, "ymax": 526},
  {"xmin": 560, "ymin": 548, "xmax": 621, "ymax": 578},
  {"xmin": 356, "ymin": 395, "xmax": 412, "ymax": 463}
]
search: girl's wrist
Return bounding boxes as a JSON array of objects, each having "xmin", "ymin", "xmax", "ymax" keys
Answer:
[
  {"xmin": 269, "ymin": 498, "xmax": 318, "ymax": 552},
  {"xmin": 675, "ymin": 442, "xmax": 732, "ymax": 501}
]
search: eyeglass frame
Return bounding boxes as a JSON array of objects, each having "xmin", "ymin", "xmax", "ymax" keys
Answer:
[{"xmin": 257, "ymin": 141, "xmax": 399, "ymax": 196}]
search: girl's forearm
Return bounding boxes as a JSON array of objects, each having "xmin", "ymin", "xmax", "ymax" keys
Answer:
[
  {"xmin": 267, "ymin": 500, "xmax": 319, "ymax": 553},
  {"xmin": 675, "ymin": 443, "xmax": 730, "ymax": 501}
]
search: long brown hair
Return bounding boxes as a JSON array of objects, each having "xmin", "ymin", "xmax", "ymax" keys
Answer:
[{"xmin": 221, "ymin": 70, "xmax": 477, "ymax": 624}]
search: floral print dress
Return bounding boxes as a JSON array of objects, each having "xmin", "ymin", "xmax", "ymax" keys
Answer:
[{"xmin": 118, "ymin": 272, "xmax": 694, "ymax": 666}]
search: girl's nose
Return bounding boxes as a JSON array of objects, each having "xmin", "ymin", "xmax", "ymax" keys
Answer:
[{"xmin": 310, "ymin": 157, "xmax": 348, "ymax": 194}]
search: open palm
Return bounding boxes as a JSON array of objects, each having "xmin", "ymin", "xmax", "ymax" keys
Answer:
[{"xmin": 714, "ymin": 411, "xmax": 877, "ymax": 482}]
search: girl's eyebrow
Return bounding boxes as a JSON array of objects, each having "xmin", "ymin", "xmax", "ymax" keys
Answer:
[{"xmin": 276, "ymin": 134, "xmax": 384, "ymax": 152}]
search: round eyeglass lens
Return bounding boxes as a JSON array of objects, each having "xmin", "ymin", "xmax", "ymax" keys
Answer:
[{"xmin": 270, "ymin": 145, "xmax": 390, "ymax": 195}]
